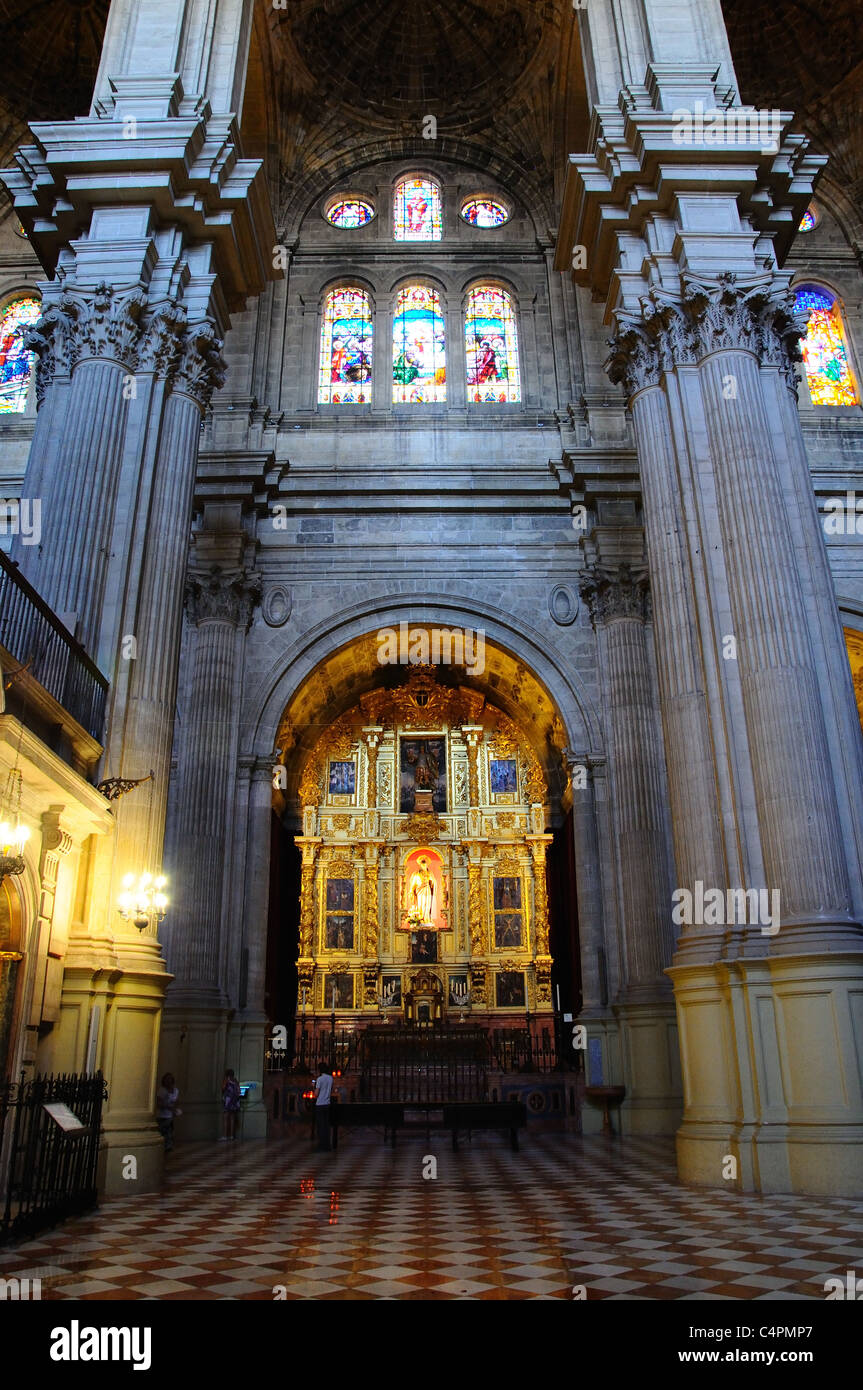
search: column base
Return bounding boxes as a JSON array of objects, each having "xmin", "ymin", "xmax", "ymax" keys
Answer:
[
  {"xmin": 669, "ymin": 950, "xmax": 863, "ymax": 1195},
  {"xmin": 98, "ymin": 1126, "xmax": 165, "ymax": 1196},
  {"xmin": 614, "ymin": 998, "xmax": 683, "ymax": 1134},
  {"xmin": 159, "ymin": 998, "xmax": 230, "ymax": 1142}
]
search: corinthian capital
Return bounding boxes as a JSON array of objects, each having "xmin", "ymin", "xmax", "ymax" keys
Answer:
[
  {"xmin": 135, "ymin": 303, "xmax": 188, "ymax": 380},
  {"xmin": 185, "ymin": 568, "xmax": 261, "ymax": 630},
  {"xmin": 579, "ymin": 563, "xmax": 650, "ymax": 627},
  {"xmin": 60, "ymin": 282, "xmax": 147, "ymax": 371},
  {"xmin": 24, "ymin": 302, "xmax": 77, "ymax": 407},
  {"xmin": 172, "ymin": 319, "xmax": 227, "ymax": 410},
  {"xmin": 607, "ymin": 273, "xmax": 805, "ymax": 399}
]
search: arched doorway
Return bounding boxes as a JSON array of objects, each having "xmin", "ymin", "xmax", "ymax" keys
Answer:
[{"xmin": 263, "ymin": 626, "xmax": 587, "ymax": 1105}]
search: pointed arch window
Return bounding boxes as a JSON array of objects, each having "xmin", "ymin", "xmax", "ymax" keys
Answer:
[
  {"xmin": 393, "ymin": 178, "xmax": 442, "ymax": 242},
  {"xmin": 0, "ymin": 295, "xmax": 40, "ymax": 413},
  {"xmin": 465, "ymin": 285, "xmax": 520, "ymax": 402},
  {"xmin": 393, "ymin": 285, "xmax": 446, "ymax": 403},
  {"xmin": 795, "ymin": 286, "xmax": 859, "ymax": 407},
  {"xmin": 318, "ymin": 286, "xmax": 374, "ymax": 405}
]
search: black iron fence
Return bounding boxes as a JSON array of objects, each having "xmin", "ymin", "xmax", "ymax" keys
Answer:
[
  {"xmin": 360, "ymin": 1027, "xmax": 488, "ymax": 1102},
  {"xmin": 0, "ymin": 1071, "xmax": 107, "ymax": 1243},
  {"xmin": 0, "ymin": 551, "xmax": 108, "ymax": 741},
  {"xmin": 266, "ymin": 1022, "xmax": 566, "ymax": 1085}
]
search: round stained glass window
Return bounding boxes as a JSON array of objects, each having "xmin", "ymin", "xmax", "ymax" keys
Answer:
[
  {"xmin": 325, "ymin": 198, "xmax": 375, "ymax": 229},
  {"xmin": 798, "ymin": 205, "xmax": 819, "ymax": 233},
  {"xmin": 461, "ymin": 197, "xmax": 509, "ymax": 228}
]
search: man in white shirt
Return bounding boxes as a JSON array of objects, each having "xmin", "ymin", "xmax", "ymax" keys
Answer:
[{"xmin": 314, "ymin": 1066, "xmax": 334, "ymax": 1151}]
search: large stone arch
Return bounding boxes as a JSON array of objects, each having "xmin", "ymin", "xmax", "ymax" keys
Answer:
[{"xmin": 245, "ymin": 590, "xmax": 603, "ymax": 778}]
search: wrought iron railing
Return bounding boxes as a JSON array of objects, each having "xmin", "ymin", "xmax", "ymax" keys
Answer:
[
  {"xmin": 0, "ymin": 552, "xmax": 107, "ymax": 742},
  {"xmin": 0, "ymin": 1071, "xmax": 107, "ymax": 1243},
  {"xmin": 265, "ymin": 1021, "xmax": 567, "ymax": 1086}
]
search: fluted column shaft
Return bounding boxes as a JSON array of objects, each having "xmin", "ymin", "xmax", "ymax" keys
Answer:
[
  {"xmin": 628, "ymin": 385, "xmax": 727, "ymax": 960},
  {"xmin": 566, "ymin": 752, "xmax": 606, "ymax": 1012},
  {"xmin": 581, "ymin": 568, "xmax": 675, "ymax": 996},
  {"xmin": 168, "ymin": 571, "xmax": 259, "ymax": 994},
  {"xmin": 697, "ymin": 350, "xmax": 853, "ymax": 937}
]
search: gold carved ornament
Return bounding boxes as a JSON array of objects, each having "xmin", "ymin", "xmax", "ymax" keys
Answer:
[
  {"xmin": 485, "ymin": 709, "xmax": 547, "ymax": 805},
  {"xmin": 298, "ymin": 715, "xmax": 355, "ymax": 808},
  {"xmin": 363, "ymin": 859, "xmax": 380, "ymax": 957},
  {"xmin": 529, "ymin": 842, "xmax": 551, "ymax": 956},
  {"xmin": 467, "ymin": 861, "xmax": 486, "ymax": 956}
]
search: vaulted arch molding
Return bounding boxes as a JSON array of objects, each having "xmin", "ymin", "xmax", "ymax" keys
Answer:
[
  {"xmin": 247, "ymin": 593, "xmax": 602, "ymax": 809},
  {"xmin": 278, "ymin": 137, "xmax": 555, "ymax": 243}
]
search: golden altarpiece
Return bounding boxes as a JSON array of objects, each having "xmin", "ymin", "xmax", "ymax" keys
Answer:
[{"xmin": 290, "ymin": 667, "xmax": 553, "ymax": 1033}]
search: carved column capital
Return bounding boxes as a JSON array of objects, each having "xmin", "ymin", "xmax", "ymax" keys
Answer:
[
  {"xmin": 60, "ymin": 282, "xmax": 147, "ymax": 371},
  {"xmin": 185, "ymin": 568, "xmax": 261, "ymax": 630},
  {"xmin": 579, "ymin": 563, "xmax": 650, "ymax": 627},
  {"xmin": 607, "ymin": 273, "xmax": 805, "ymax": 398},
  {"xmin": 171, "ymin": 317, "xmax": 227, "ymax": 410},
  {"xmin": 135, "ymin": 303, "xmax": 188, "ymax": 380},
  {"xmin": 24, "ymin": 303, "xmax": 77, "ymax": 407}
]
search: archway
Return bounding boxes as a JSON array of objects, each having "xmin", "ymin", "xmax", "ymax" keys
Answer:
[{"xmin": 259, "ymin": 620, "xmax": 595, "ymax": 1108}]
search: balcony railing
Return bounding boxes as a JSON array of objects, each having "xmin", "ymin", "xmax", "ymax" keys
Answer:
[{"xmin": 0, "ymin": 552, "xmax": 107, "ymax": 743}]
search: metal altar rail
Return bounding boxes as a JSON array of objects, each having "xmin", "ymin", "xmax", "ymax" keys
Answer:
[
  {"xmin": 0, "ymin": 1071, "xmax": 107, "ymax": 1244},
  {"xmin": 265, "ymin": 1022, "xmax": 565, "ymax": 1082}
]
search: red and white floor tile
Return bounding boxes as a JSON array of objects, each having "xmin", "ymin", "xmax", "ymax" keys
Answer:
[{"xmin": 1, "ymin": 1133, "xmax": 860, "ymax": 1300}]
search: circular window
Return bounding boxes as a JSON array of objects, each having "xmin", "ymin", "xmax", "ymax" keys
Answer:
[
  {"xmin": 461, "ymin": 197, "xmax": 509, "ymax": 228},
  {"xmin": 798, "ymin": 204, "xmax": 819, "ymax": 233},
  {"xmin": 324, "ymin": 197, "xmax": 375, "ymax": 229}
]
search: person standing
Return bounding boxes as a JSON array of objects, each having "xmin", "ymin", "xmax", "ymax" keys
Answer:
[
  {"xmin": 221, "ymin": 1068, "xmax": 242, "ymax": 1141},
  {"xmin": 155, "ymin": 1072, "xmax": 180, "ymax": 1152},
  {"xmin": 314, "ymin": 1065, "xmax": 334, "ymax": 1151}
]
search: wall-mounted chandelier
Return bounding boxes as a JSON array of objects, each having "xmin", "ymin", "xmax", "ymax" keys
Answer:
[
  {"xmin": 0, "ymin": 769, "xmax": 29, "ymax": 884},
  {"xmin": 117, "ymin": 872, "xmax": 169, "ymax": 931}
]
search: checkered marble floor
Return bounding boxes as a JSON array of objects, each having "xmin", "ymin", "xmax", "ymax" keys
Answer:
[{"xmin": 1, "ymin": 1133, "xmax": 860, "ymax": 1300}]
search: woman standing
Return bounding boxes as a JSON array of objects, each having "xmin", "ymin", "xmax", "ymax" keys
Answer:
[{"xmin": 220, "ymin": 1068, "xmax": 242, "ymax": 1141}]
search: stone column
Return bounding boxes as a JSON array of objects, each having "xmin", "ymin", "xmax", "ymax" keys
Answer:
[
  {"xmin": 579, "ymin": 562, "xmax": 681, "ymax": 1132},
  {"xmin": 564, "ymin": 751, "xmax": 607, "ymax": 1015},
  {"xmin": 157, "ymin": 569, "xmax": 259, "ymax": 1138},
  {"xmin": 560, "ymin": 61, "xmax": 863, "ymax": 1189}
]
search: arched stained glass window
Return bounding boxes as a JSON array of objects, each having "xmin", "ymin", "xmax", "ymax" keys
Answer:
[
  {"xmin": 795, "ymin": 286, "xmax": 859, "ymax": 407},
  {"xmin": 325, "ymin": 198, "xmax": 375, "ymax": 229},
  {"xmin": 461, "ymin": 197, "xmax": 509, "ymax": 228},
  {"xmin": 393, "ymin": 285, "xmax": 446, "ymax": 403},
  {"xmin": 394, "ymin": 178, "xmax": 442, "ymax": 241},
  {"xmin": 318, "ymin": 286, "xmax": 373, "ymax": 405},
  {"xmin": 465, "ymin": 285, "xmax": 520, "ymax": 403},
  {"xmin": 0, "ymin": 296, "xmax": 40, "ymax": 413}
]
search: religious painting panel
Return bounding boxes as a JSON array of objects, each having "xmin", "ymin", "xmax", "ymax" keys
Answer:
[
  {"xmin": 400, "ymin": 736, "xmax": 447, "ymax": 812},
  {"xmin": 489, "ymin": 755, "xmax": 518, "ymax": 801},
  {"xmin": 496, "ymin": 971, "xmax": 525, "ymax": 1008},
  {"xmin": 328, "ymin": 759, "xmax": 357, "ymax": 802},
  {"xmin": 323, "ymin": 973, "xmax": 354, "ymax": 1009},
  {"xmin": 410, "ymin": 930, "xmax": 438, "ymax": 964},
  {"xmin": 393, "ymin": 177, "xmax": 442, "ymax": 241},
  {"xmin": 324, "ymin": 876, "xmax": 355, "ymax": 950}
]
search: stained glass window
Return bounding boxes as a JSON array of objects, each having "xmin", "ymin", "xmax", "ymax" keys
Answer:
[
  {"xmin": 798, "ymin": 206, "xmax": 818, "ymax": 233},
  {"xmin": 393, "ymin": 178, "xmax": 442, "ymax": 241},
  {"xmin": 0, "ymin": 296, "xmax": 40, "ymax": 413},
  {"xmin": 325, "ymin": 198, "xmax": 374, "ymax": 229},
  {"xmin": 461, "ymin": 198, "xmax": 509, "ymax": 228},
  {"xmin": 393, "ymin": 285, "xmax": 446, "ymax": 403},
  {"xmin": 465, "ymin": 285, "xmax": 520, "ymax": 403},
  {"xmin": 795, "ymin": 287, "xmax": 859, "ymax": 407},
  {"xmin": 318, "ymin": 286, "xmax": 373, "ymax": 405}
]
